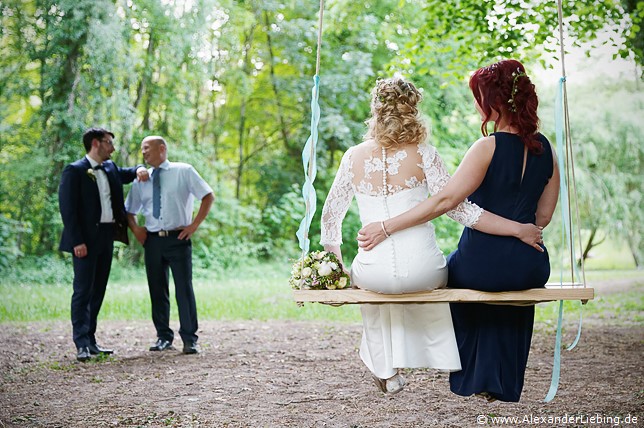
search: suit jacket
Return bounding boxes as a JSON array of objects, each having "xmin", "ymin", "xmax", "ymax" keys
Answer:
[{"xmin": 58, "ymin": 157, "xmax": 139, "ymax": 253}]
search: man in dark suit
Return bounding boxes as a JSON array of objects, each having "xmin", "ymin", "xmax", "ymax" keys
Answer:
[{"xmin": 58, "ymin": 127, "xmax": 148, "ymax": 361}]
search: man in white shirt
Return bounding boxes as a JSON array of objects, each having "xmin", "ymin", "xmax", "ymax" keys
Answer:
[
  {"xmin": 125, "ymin": 136, "xmax": 214, "ymax": 354},
  {"xmin": 58, "ymin": 127, "xmax": 148, "ymax": 361}
]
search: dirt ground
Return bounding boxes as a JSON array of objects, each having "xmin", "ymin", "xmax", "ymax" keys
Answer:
[{"xmin": 1, "ymin": 281, "xmax": 642, "ymax": 427}]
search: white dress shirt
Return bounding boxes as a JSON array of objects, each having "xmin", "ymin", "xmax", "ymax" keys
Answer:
[
  {"xmin": 86, "ymin": 155, "xmax": 114, "ymax": 223},
  {"xmin": 125, "ymin": 160, "xmax": 213, "ymax": 232}
]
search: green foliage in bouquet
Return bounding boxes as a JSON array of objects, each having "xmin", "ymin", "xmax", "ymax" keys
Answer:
[{"xmin": 289, "ymin": 251, "xmax": 351, "ymax": 290}]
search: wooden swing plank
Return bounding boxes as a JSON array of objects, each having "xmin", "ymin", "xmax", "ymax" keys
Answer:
[{"xmin": 292, "ymin": 283, "xmax": 593, "ymax": 305}]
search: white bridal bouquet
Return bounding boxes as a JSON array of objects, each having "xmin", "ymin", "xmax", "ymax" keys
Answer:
[{"xmin": 289, "ymin": 251, "xmax": 351, "ymax": 290}]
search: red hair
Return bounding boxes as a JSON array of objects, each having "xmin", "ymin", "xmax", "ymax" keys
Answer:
[{"xmin": 469, "ymin": 59, "xmax": 542, "ymax": 153}]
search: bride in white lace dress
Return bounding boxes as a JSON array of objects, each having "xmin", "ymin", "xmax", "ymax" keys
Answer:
[{"xmin": 320, "ymin": 78, "xmax": 541, "ymax": 394}]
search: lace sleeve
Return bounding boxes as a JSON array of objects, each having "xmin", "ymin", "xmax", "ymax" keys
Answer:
[
  {"xmin": 320, "ymin": 148, "xmax": 355, "ymax": 246},
  {"xmin": 419, "ymin": 144, "xmax": 483, "ymax": 228}
]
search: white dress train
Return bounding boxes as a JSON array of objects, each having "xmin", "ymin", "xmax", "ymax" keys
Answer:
[{"xmin": 320, "ymin": 141, "xmax": 482, "ymax": 379}]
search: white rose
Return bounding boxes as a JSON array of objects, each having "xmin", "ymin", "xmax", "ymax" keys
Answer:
[
  {"xmin": 329, "ymin": 262, "xmax": 338, "ymax": 270},
  {"xmin": 318, "ymin": 262, "xmax": 333, "ymax": 276},
  {"xmin": 338, "ymin": 277, "xmax": 348, "ymax": 288},
  {"xmin": 301, "ymin": 267, "xmax": 312, "ymax": 278},
  {"xmin": 315, "ymin": 251, "xmax": 327, "ymax": 260}
]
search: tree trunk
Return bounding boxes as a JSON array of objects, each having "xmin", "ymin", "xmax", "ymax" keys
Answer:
[
  {"xmin": 235, "ymin": 27, "xmax": 255, "ymax": 199},
  {"xmin": 192, "ymin": 86, "xmax": 201, "ymax": 144},
  {"xmin": 134, "ymin": 32, "xmax": 155, "ymax": 111},
  {"xmin": 626, "ymin": 237, "xmax": 641, "ymax": 268},
  {"xmin": 139, "ymin": 31, "xmax": 156, "ymax": 132},
  {"xmin": 236, "ymin": 100, "xmax": 246, "ymax": 200},
  {"xmin": 263, "ymin": 11, "xmax": 292, "ymax": 149},
  {"xmin": 579, "ymin": 226, "xmax": 605, "ymax": 266},
  {"xmin": 204, "ymin": 42, "xmax": 222, "ymax": 165}
]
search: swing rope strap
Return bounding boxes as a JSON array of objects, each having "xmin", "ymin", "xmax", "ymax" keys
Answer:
[
  {"xmin": 296, "ymin": 0, "xmax": 325, "ymax": 260},
  {"xmin": 545, "ymin": 0, "xmax": 587, "ymax": 402}
]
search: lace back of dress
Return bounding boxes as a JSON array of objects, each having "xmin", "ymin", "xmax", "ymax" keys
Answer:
[
  {"xmin": 320, "ymin": 141, "xmax": 484, "ymax": 248},
  {"xmin": 350, "ymin": 143, "xmax": 426, "ymax": 197}
]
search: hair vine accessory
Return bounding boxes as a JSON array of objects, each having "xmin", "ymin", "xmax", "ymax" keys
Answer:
[{"xmin": 508, "ymin": 67, "xmax": 527, "ymax": 113}]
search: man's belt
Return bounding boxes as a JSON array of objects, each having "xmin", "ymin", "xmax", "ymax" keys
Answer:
[{"xmin": 147, "ymin": 229, "xmax": 183, "ymax": 237}]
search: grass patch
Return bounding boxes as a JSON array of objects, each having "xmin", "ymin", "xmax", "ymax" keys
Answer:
[
  {"xmin": 581, "ymin": 238, "xmax": 637, "ymax": 270},
  {"xmin": 1, "ymin": 259, "xmax": 640, "ymax": 326},
  {"xmin": 535, "ymin": 288, "xmax": 644, "ymax": 326},
  {"xmin": 47, "ymin": 361, "xmax": 76, "ymax": 372},
  {"xmin": 547, "ymin": 268, "xmax": 644, "ymax": 284},
  {"xmin": 578, "ymin": 269, "xmax": 644, "ymax": 281},
  {"xmin": 0, "ymin": 260, "xmax": 361, "ymax": 323}
]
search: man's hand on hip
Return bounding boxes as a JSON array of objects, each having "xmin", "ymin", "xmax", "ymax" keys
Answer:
[{"xmin": 178, "ymin": 223, "xmax": 199, "ymax": 240}]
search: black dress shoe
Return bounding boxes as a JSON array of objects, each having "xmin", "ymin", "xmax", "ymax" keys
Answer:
[
  {"xmin": 182, "ymin": 342, "xmax": 199, "ymax": 355},
  {"xmin": 88, "ymin": 343, "xmax": 114, "ymax": 355},
  {"xmin": 149, "ymin": 339, "xmax": 173, "ymax": 351},
  {"xmin": 76, "ymin": 347, "xmax": 91, "ymax": 362}
]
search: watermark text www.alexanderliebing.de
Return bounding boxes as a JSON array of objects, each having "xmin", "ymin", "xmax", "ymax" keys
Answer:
[{"xmin": 476, "ymin": 413, "xmax": 638, "ymax": 426}]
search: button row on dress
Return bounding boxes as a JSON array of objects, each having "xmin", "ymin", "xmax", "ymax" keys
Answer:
[{"xmin": 382, "ymin": 147, "xmax": 397, "ymax": 279}]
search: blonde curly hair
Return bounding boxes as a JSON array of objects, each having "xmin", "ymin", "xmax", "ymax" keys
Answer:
[{"xmin": 364, "ymin": 77, "xmax": 427, "ymax": 148}]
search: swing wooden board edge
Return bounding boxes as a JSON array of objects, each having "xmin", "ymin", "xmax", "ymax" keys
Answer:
[{"xmin": 292, "ymin": 283, "xmax": 594, "ymax": 305}]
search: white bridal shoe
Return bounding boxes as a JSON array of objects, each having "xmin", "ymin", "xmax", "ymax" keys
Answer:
[{"xmin": 372, "ymin": 373, "xmax": 406, "ymax": 394}]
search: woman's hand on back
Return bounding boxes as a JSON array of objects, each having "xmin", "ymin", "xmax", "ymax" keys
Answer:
[
  {"xmin": 357, "ymin": 222, "xmax": 388, "ymax": 251},
  {"xmin": 517, "ymin": 223, "xmax": 545, "ymax": 252}
]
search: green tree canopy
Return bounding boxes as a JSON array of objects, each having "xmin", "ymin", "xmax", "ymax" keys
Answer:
[{"xmin": 0, "ymin": 0, "xmax": 640, "ymax": 270}]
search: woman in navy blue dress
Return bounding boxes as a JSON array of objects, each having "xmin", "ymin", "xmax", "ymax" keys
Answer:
[{"xmin": 357, "ymin": 59, "xmax": 560, "ymax": 402}]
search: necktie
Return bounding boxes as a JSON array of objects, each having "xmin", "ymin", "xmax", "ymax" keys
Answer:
[
  {"xmin": 94, "ymin": 164, "xmax": 104, "ymax": 171},
  {"xmin": 152, "ymin": 168, "xmax": 161, "ymax": 219}
]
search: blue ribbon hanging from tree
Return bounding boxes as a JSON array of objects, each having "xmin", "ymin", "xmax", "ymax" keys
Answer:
[
  {"xmin": 296, "ymin": 0, "xmax": 325, "ymax": 257},
  {"xmin": 545, "ymin": 76, "xmax": 584, "ymax": 403},
  {"xmin": 296, "ymin": 75, "xmax": 321, "ymax": 255}
]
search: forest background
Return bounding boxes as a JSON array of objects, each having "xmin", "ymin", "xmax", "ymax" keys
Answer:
[{"xmin": 1, "ymin": 0, "xmax": 642, "ymax": 285}]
